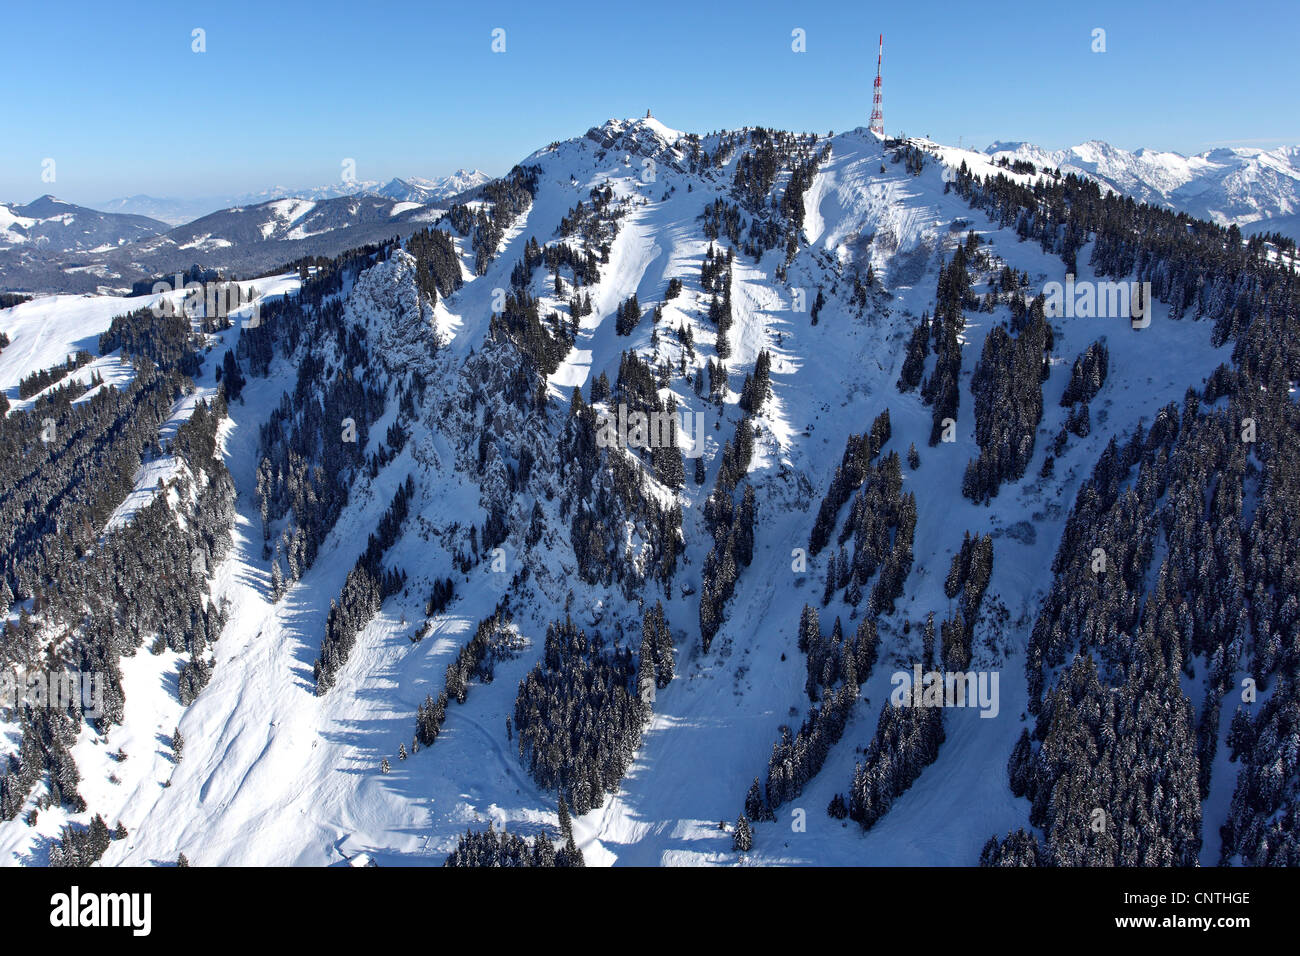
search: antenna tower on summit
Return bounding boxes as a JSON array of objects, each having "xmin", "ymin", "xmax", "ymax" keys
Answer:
[{"xmin": 869, "ymin": 33, "xmax": 885, "ymax": 136}]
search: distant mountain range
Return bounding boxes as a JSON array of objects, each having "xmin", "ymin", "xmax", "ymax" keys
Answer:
[
  {"xmin": 90, "ymin": 170, "xmax": 492, "ymax": 226},
  {"xmin": 0, "ymin": 173, "xmax": 493, "ymax": 294},
  {"xmin": 375, "ymin": 170, "xmax": 495, "ymax": 205},
  {"xmin": 984, "ymin": 141, "xmax": 1300, "ymax": 239}
]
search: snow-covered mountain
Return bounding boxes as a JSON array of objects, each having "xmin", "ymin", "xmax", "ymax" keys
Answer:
[
  {"xmin": 1, "ymin": 174, "xmax": 493, "ymax": 294},
  {"xmin": 0, "ymin": 115, "xmax": 1295, "ymax": 869},
  {"xmin": 94, "ymin": 186, "xmax": 389, "ymax": 225},
  {"xmin": 0, "ymin": 195, "xmax": 168, "ymax": 252},
  {"xmin": 985, "ymin": 140, "xmax": 1300, "ymax": 239},
  {"xmin": 138, "ymin": 194, "xmax": 428, "ymax": 253},
  {"xmin": 375, "ymin": 170, "xmax": 492, "ymax": 204},
  {"xmin": 0, "ymin": 193, "xmax": 447, "ymax": 294},
  {"xmin": 95, "ymin": 171, "xmax": 491, "ymax": 227}
]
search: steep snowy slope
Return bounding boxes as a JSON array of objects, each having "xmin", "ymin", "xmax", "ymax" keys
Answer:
[{"xmin": 0, "ymin": 117, "xmax": 1243, "ymax": 867}]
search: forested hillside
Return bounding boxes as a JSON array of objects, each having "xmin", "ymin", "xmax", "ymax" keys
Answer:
[{"xmin": 1, "ymin": 116, "xmax": 1296, "ymax": 867}]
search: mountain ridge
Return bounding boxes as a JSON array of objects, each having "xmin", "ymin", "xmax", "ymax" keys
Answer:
[
  {"xmin": 88, "ymin": 169, "xmax": 492, "ymax": 226},
  {"xmin": 5, "ymin": 120, "xmax": 1298, "ymax": 296}
]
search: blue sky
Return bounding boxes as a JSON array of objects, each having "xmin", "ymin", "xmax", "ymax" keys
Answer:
[{"xmin": 3, "ymin": 0, "xmax": 1296, "ymax": 204}]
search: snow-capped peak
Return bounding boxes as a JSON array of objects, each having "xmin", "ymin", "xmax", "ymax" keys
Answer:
[
  {"xmin": 585, "ymin": 115, "xmax": 687, "ymax": 158},
  {"xmin": 375, "ymin": 170, "xmax": 492, "ymax": 204}
]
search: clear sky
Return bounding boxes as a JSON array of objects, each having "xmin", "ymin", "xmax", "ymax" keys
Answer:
[{"xmin": 3, "ymin": 0, "xmax": 1297, "ymax": 204}]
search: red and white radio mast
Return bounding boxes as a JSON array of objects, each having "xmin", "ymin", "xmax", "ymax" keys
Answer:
[{"xmin": 869, "ymin": 33, "xmax": 885, "ymax": 136}]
